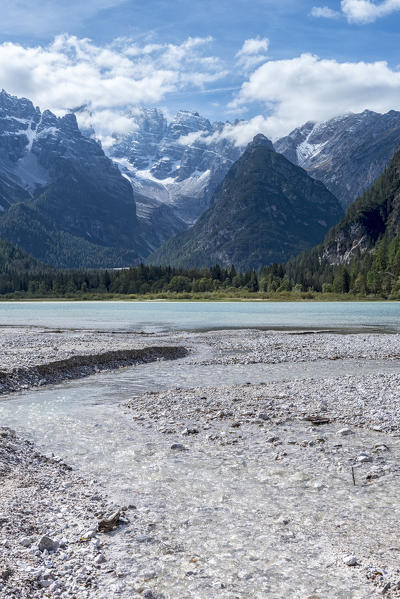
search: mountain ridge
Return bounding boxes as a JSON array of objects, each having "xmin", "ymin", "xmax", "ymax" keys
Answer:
[{"xmin": 148, "ymin": 135, "xmax": 344, "ymax": 271}]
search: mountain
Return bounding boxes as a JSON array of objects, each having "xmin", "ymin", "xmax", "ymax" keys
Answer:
[
  {"xmin": 275, "ymin": 110, "xmax": 400, "ymax": 209},
  {"xmin": 0, "ymin": 90, "xmax": 187, "ymax": 268},
  {"xmin": 260, "ymin": 140, "xmax": 400, "ymax": 297},
  {"xmin": 0, "ymin": 237, "xmax": 45, "ymax": 273},
  {"xmin": 148, "ymin": 135, "xmax": 344, "ymax": 271},
  {"xmin": 108, "ymin": 108, "xmax": 242, "ymax": 225},
  {"xmin": 318, "ymin": 143, "xmax": 400, "ymax": 266}
]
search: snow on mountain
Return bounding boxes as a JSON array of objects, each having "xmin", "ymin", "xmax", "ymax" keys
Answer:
[
  {"xmin": 275, "ymin": 110, "xmax": 400, "ymax": 208},
  {"xmin": 108, "ymin": 109, "xmax": 242, "ymax": 224}
]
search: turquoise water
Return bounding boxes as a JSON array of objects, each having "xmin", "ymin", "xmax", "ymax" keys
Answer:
[{"xmin": 0, "ymin": 300, "xmax": 399, "ymax": 332}]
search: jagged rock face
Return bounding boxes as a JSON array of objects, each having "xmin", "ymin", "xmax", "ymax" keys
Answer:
[
  {"xmin": 148, "ymin": 135, "xmax": 344, "ymax": 271},
  {"xmin": 109, "ymin": 109, "xmax": 242, "ymax": 224},
  {"xmin": 320, "ymin": 145, "xmax": 400, "ymax": 265},
  {"xmin": 0, "ymin": 90, "xmax": 147, "ymax": 267},
  {"xmin": 275, "ymin": 110, "xmax": 400, "ymax": 208}
]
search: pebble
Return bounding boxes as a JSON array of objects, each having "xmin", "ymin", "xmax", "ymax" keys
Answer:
[
  {"xmin": 38, "ymin": 536, "xmax": 58, "ymax": 553},
  {"xmin": 358, "ymin": 453, "xmax": 372, "ymax": 463},
  {"xmin": 344, "ymin": 556, "xmax": 358, "ymax": 566},
  {"xmin": 338, "ymin": 428, "xmax": 354, "ymax": 436},
  {"xmin": 170, "ymin": 443, "xmax": 188, "ymax": 451}
]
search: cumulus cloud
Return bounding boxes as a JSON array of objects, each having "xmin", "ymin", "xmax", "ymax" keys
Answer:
[
  {"xmin": 0, "ymin": 34, "xmax": 227, "ymax": 143},
  {"xmin": 311, "ymin": 6, "xmax": 340, "ymax": 18},
  {"xmin": 236, "ymin": 37, "xmax": 269, "ymax": 57},
  {"xmin": 236, "ymin": 37, "xmax": 269, "ymax": 72},
  {"xmin": 341, "ymin": 0, "xmax": 400, "ymax": 23},
  {"xmin": 229, "ymin": 53, "xmax": 400, "ymax": 140},
  {"xmin": 178, "ymin": 115, "xmax": 273, "ymax": 149}
]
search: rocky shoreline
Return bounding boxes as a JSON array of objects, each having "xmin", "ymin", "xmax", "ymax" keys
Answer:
[
  {"xmin": 0, "ymin": 346, "xmax": 188, "ymax": 395},
  {"xmin": 0, "ymin": 327, "xmax": 188, "ymax": 394},
  {"xmin": 0, "ymin": 426, "xmax": 134, "ymax": 598},
  {"xmin": 1, "ymin": 327, "xmax": 400, "ymax": 598}
]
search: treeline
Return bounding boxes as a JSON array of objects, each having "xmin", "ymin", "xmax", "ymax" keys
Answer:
[
  {"xmin": 2, "ymin": 236, "xmax": 400, "ymax": 299},
  {"xmin": 260, "ymin": 233, "xmax": 400, "ymax": 298},
  {"xmin": 0, "ymin": 263, "xmax": 260, "ymax": 297}
]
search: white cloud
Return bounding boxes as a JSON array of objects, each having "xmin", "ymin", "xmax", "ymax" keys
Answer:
[
  {"xmin": 0, "ymin": 35, "xmax": 227, "ymax": 144},
  {"xmin": 236, "ymin": 37, "xmax": 269, "ymax": 72},
  {"xmin": 311, "ymin": 6, "xmax": 340, "ymax": 18},
  {"xmin": 226, "ymin": 53, "xmax": 400, "ymax": 141},
  {"xmin": 341, "ymin": 0, "xmax": 400, "ymax": 23},
  {"xmin": 236, "ymin": 37, "xmax": 269, "ymax": 57},
  {"xmin": 178, "ymin": 115, "xmax": 273, "ymax": 148}
]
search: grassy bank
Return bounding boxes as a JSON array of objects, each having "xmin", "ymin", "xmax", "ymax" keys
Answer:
[{"xmin": 0, "ymin": 290, "xmax": 397, "ymax": 301}]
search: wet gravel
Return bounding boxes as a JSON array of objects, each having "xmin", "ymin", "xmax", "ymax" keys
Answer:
[{"xmin": 2, "ymin": 328, "xmax": 400, "ymax": 598}]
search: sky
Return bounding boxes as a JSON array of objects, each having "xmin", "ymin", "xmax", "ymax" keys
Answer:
[{"xmin": 1, "ymin": 0, "xmax": 400, "ymax": 144}]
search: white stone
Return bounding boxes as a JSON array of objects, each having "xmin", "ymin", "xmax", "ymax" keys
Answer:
[{"xmin": 344, "ymin": 555, "xmax": 358, "ymax": 566}]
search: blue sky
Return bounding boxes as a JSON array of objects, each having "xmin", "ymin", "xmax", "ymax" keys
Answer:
[{"xmin": 1, "ymin": 0, "xmax": 400, "ymax": 143}]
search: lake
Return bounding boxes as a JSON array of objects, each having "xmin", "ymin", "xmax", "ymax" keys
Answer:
[{"xmin": 0, "ymin": 300, "xmax": 399, "ymax": 332}]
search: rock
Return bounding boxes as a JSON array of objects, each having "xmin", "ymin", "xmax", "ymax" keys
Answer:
[
  {"xmin": 358, "ymin": 453, "xmax": 372, "ymax": 463},
  {"xmin": 344, "ymin": 555, "xmax": 358, "ymax": 566},
  {"xmin": 182, "ymin": 428, "xmax": 199, "ymax": 436},
  {"xmin": 373, "ymin": 444, "xmax": 389, "ymax": 452},
  {"xmin": 170, "ymin": 443, "xmax": 188, "ymax": 451},
  {"xmin": 337, "ymin": 428, "xmax": 354, "ymax": 436},
  {"xmin": 98, "ymin": 511, "xmax": 120, "ymax": 533},
  {"xmin": 381, "ymin": 582, "xmax": 391, "ymax": 594},
  {"xmin": 94, "ymin": 554, "xmax": 105, "ymax": 565},
  {"xmin": 38, "ymin": 536, "xmax": 58, "ymax": 553},
  {"xmin": 20, "ymin": 537, "xmax": 31, "ymax": 547},
  {"xmin": 81, "ymin": 528, "xmax": 97, "ymax": 541},
  {"xmin": 258, "ymin": 413, "xmax": 269, "ymax": 421}
]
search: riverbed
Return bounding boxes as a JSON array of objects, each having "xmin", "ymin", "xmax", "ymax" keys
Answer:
[{"xmin": 1, "ymin": 312, "xmax": 400, "ymax": 598}]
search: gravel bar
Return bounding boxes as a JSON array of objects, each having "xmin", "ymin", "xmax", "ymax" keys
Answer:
[{"xmin": 2, "ymin": 327, "xmax": 400, "ymax": 598}]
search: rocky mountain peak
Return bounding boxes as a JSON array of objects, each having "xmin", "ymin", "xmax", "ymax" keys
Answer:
[
  {"xmin": 248, "ymin": 134, "xmax": 274, "ymax": 152},
  {"xmin": 168, "ymin": 110, "xmax": 212, "ymax": 139},
  {"xmin": 109, "ymin": 107, "xmax": 242, "ymax": 225},
  {"xmin": 149, "ymin": 139, "xmax": 343, "ymax": 271},
  {"xmin": 0, "ymin": 89, "xmax": 39, "ymax": 120},
  {"xmin": 275, "ymin": 109, "xmax": 400, "ymax": 207}
]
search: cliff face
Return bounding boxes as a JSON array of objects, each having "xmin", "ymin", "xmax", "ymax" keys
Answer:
[{"xmin": 319, "ymin": 144, "xmax": 400, "ymax": 265}]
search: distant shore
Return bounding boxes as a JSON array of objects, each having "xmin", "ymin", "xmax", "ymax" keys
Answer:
[{"xmin": 0, "ymin": 291, "xmax": 397, "ymax": 302}]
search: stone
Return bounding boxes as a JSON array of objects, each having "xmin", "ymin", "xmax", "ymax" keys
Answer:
[
  {"xmin": 344, "ymin": 555, "xmax": 358, "ymax": 566},
  {"xmin": 81, "ymin": 528, "xmax": 97, "ymax": 541},
  {"xmin": 358, "ymin": 453, "xmax": 372, "ymax": 463},
  {"xmin": 337, "ymin": 428, "xmax": 354, "ymax": 436},
  {"xmin": 98, "ymin": 511, "xmax": 120, "ymax": 533},
  {"xmin": 94, "ymin": 554, "xmax": 105, "ymax": 565},
  {"xmin": 38, "ymin": 536, "xmax": 58, "ymax": 553},
  {"xmin": 170, "ymin": 443, "xmax": 188, "ymax": 451}
]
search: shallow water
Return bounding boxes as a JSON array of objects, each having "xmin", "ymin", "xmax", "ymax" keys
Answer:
[
  {"xmin": 1, "ymin": 350, "xmax": 400, "ymax": 597},
  {"xmin": 0, "ymin": 300, "xmax": 400, "ymax": 332}
]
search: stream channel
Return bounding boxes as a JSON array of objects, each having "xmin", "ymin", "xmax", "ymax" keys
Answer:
[{"xmin": 1, "ymin": 339, "xmax": 400, "ymax": 598}]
